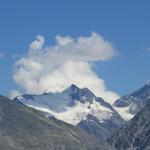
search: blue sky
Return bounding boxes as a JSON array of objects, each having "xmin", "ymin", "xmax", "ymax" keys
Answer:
[{"xmin": 0, "ymin": 0, "xmax": 150, "ymax": 97}]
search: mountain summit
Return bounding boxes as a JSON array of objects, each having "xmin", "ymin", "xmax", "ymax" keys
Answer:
[
  {"xmin": 113, "ymin": 84, "xmax": 150, "ymax": 120},
  {"xmin": 14, "ymin": 84, "xmax": 124, "ymax": 141}
]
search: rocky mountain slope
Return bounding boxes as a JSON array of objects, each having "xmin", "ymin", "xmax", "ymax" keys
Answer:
[
  {"xmin": 14, "ymin": 84, "xmax": 124, "ymax": 141},
  {"xmin": 113, "ymin": 84, "xmax": 150, "ymax": 120},
  {"xmin": 108, "ymin": 97, "xmax": 150, "ymax": 150},
  {"xmin": 0, "ymin": 95, "xmax": 114, "ymax": 150}
]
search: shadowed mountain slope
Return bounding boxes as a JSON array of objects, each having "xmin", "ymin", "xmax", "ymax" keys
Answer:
[
  {"xmin": 108, "ymin": 98, "xmax": 150, "ymax": 150},
  {"xmin": 0, "ymin": 95, "xmax": 113, "ymax": 150}
]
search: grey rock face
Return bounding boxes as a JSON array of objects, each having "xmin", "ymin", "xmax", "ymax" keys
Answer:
[
  {"xmin": 78, "ymin": 114, "xmax": 124, "ymax": 141},
  {"xmin": 108, "ymin": 98, "xmax": 150, "ymax": 150},
  {"xmin": 0, "ymin": 95, "xmax": 113, "ymax": 150},
  {"xmin": 114, "ymin": 84, "xmax": 150, "ymax": 120}
]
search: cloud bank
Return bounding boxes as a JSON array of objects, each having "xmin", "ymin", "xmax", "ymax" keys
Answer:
[{"xmin": 12, "ymin": 32, "xmax": 119, "ymax": 104}]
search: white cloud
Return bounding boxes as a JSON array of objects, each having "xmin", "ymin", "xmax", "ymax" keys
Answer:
[
  {"xmin": 9, "ymin": 90, "xmax": 21, "ymax": 99},
  {"xmin": 12, "ymin": 32, "xmax": 120, "ymax": 104},
  {"xmin": 46, "ymin": 32, "xmax": 117, "ymax": 62},
  {"xmin": 29, "ymin": 35, "xmax": 45, "ymax": 50}
]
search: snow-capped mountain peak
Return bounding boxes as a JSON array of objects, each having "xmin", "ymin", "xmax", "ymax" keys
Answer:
[
  {"xmin": 62, "ymin": 84, "xmax": 80, "ymax": 94},
  {"xmin": 14, "ymin": 84, "xmax": 123, "ymax": 126},
  {"xmin": 62, "ymin": 84, "xmax": 96, "ymax": 104},
  {"xmin": 113, "ymin": 84, "xmax": 150, "ymax": 120}
]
